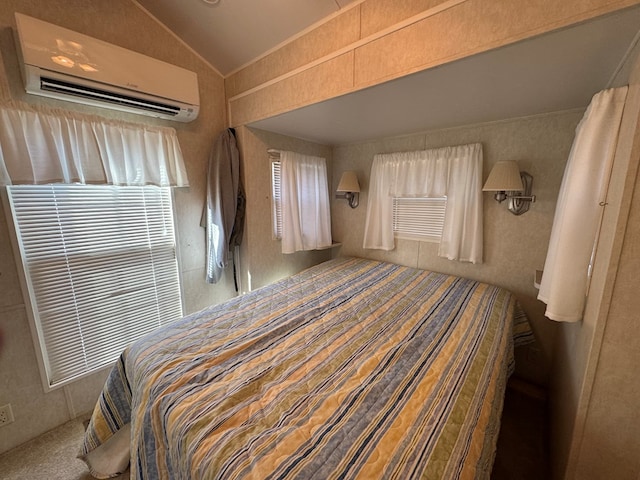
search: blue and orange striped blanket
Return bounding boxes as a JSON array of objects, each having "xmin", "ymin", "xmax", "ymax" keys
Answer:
[{"xmin": 81, "ymin": 257, "xmax": 529, "ymax": 479}]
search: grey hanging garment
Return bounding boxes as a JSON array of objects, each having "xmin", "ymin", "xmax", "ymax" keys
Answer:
[
  {"xmin": 229, "ymin": 172, "xmax": 246, "ymax": 292},
  {"xmin": 201, "ymin": 129, "xmax": 241, "ymax": 283}
]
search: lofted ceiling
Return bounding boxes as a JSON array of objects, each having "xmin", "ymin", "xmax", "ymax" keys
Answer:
[
  {"xmin": 135, "ymin": 0, "xmax": 359, "ymax": 76},
  {"xmin": 135, "ymin": 1, "xmax": 640, "ymax": 145}
]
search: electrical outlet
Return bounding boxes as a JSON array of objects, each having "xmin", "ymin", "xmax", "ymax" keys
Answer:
[{"xmin": 0, "ymin": 404, "xmax": 14, "ymax": 427}]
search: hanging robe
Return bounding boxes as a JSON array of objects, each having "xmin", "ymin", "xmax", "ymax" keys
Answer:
[{"xmin": 201, "ymin": 129, "xmax": 242, "ymax": 284}]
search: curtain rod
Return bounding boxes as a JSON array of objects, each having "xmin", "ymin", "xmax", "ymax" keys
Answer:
[{"xmin": 267, "ymin": 149, "xmax": 280, "ymax": 159}]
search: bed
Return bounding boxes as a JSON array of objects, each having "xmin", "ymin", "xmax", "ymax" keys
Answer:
[{"xmin": 80, "ymin": 257, "xmax": 532, "ymax": 479}]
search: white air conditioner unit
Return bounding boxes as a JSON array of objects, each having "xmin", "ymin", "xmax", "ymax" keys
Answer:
[{"xmin": 14, "ymin": 13, "xmax": 200, "ymax": 122}]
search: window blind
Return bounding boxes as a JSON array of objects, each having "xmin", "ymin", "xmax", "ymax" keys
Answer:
[
  {"xmin": 392, "ymin": 197, "xmax": 447, "ymax": 242},
  {"xmin": 7, "ymin": 184, "xmax": 183, "ymax": 388},
  {"xmin": 271, "ymin": 160, "xmax": 283, "ymax": 239}
]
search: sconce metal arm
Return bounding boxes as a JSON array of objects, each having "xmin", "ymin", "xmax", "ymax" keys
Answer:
[
  {"xmin": 507, "ymin": 171, "xmax": 535, "ymax": 215},
  {"xmin": 336, "ymin": 191, "xmax": 359, "ymax": 208}
]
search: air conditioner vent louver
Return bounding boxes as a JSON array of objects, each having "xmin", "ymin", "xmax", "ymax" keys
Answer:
[
  {"xmin": 15, "ymin": 13, "xmax": 199, "ymax": 123},
  {"xmin": 40, "ymin": 77, "xmax": 181, "ymax": 116}
]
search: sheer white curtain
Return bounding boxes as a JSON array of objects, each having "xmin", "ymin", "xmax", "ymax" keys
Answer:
[
  {"xmin": 363, "ymin": 143, "xmax": 483, "ymax": 263},
  {"xmin": 538, "ymin": 86, "xmax": 628, "ymax": 322},
  {"xmin": 280, "ymin": 150, "xmax": 332, "ymax": 254},
  {"xmin": 0, "ymin": 102, "xmax": 188, "ymax": 187}
]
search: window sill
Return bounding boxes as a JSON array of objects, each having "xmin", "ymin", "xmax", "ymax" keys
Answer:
[{"xmin": 317, "ymin": 242, "xmax": 342, "ymax": 250}]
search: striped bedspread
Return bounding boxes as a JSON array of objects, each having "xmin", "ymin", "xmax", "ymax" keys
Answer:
[{"xmin": 81, "ymin": 257, "xmax": 526, "ymax": 479}]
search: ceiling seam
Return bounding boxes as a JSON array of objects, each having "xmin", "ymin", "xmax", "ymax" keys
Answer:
[
  {"xmin": 227, "ymin": 0, "xmax": 467, "ymax": 103},
  {"xmin": 224, "ymin": 0, "xmax": 367, "ymax": 78},
  {"xmin": 607, "ymin": 26, "xmax": 640, "ymax": 88},
  {"xmin": 129, "ymin": 0, "xmax": 224, "ymax": 78}
]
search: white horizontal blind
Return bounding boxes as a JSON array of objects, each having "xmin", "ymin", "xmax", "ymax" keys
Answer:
[
  {"xmin": 7, "ymin": 184, "xmax": 183, "ymax": 387},
  {"xmin": 271, "ymin": 160, "xmax": 283, "ymax": 239},
  {"xmin": 393, "ymin": 196, "xmax": 447, "ymax": 242}
]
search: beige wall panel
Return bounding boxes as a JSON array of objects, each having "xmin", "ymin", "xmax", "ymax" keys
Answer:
[
  {"xmin": 230, "ymin": 53, "xmax": 354, "ymax": 127},
  {"xmin": 575, "ymin": 156, "xmax": 640, "ymax": 479},
  {"xmin": 355, "ymin": 0, "xmax": 640, "ymax": 88},
  {"xmin": 0, "ymin": 215, "xmax": 22, "ymax": 309},
  {"xmin": 0, "ymin": 307, "xmax": 69, "ymax": 453},
  {"xmin": 226, "ymin": 7, "xmax": 360, "ymax": 99},
  {"xmin": 360, "ymin": 0, "xmax": 453, "ymax": 37}
]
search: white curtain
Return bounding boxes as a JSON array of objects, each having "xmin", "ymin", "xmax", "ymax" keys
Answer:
[
  {"xmin": 280, "ymin": 151, "xmax": 332, "ymax": 254},
  {"xmin": 363, "ymin": 143, "xmax": 483, "ymax": 263},
  {"xmin": 0, "ymin": 102, "xmax": 188, "ymax": 187},
  {"xmin": 538, "ymin": 86, "xmax": 628, "ymax": 322}
]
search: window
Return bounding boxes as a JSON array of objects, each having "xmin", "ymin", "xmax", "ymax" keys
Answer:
[
  {"xmin": 392, "ymin": 196, "xmax": 447, "ymax": 242},
  {"xmin": 7, "ymin": 184, "xmax": 183, "ymax": 389},
  {"xmin": 270, "ymin": 152, "xmax": 331, "ymax": 253},
  {"xmin": 363, "ymin": 143, "xmax": 483, "ymax": 263},
  {"xmin": 271, "ymin": 160, "xmax": 283, "ymax": 239}
]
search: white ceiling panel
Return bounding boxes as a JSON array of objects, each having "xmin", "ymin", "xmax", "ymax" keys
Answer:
[{"xmin": 136, "ymin": 0, "xmax": 359, "ymax": 75}]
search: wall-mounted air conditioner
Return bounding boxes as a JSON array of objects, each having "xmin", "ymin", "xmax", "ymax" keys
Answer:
[{"xmin": 14, "ymin": 13, "xmax": 200, "ymax": 123}]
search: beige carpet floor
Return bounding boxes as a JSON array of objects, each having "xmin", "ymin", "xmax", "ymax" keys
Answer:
[
  {"xmin": 0, "ymin": 415, "xmax": 128, "ymax": 480},
  {"xmin": 0, "ymin": 380, "xmax": 547, "ymax": 480}
]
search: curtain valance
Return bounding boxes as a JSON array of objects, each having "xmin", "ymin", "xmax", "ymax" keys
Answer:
[
  {"xmin": 0, "ymin": 102, "xmax": 188, "ymax": 187},
  {"xmin": 363, "ymin": 143, "xmax": 483, "ymax": 263}
]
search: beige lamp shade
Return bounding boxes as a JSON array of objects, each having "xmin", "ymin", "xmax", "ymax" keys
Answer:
[
  {"xmin": 337, "ymin": 171, "xmax": 360, "ymax": 193},
  {"xmin": 482, "ymin": 161, "xmax": 524, "ymax": 192}
]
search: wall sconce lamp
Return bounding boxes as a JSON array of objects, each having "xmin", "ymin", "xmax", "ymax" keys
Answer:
[
  {"xmin": 336, "ymin": 171, "xmax": 360, "ymax": 208},
  {"xmin": 482, "ymin": 161, "xmax": 536, "ymax": 215}
]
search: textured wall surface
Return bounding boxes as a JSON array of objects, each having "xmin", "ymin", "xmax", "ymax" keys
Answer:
[{"xmin": 0, "ymin": 0, "xmax": 226, "ymax": 453}]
